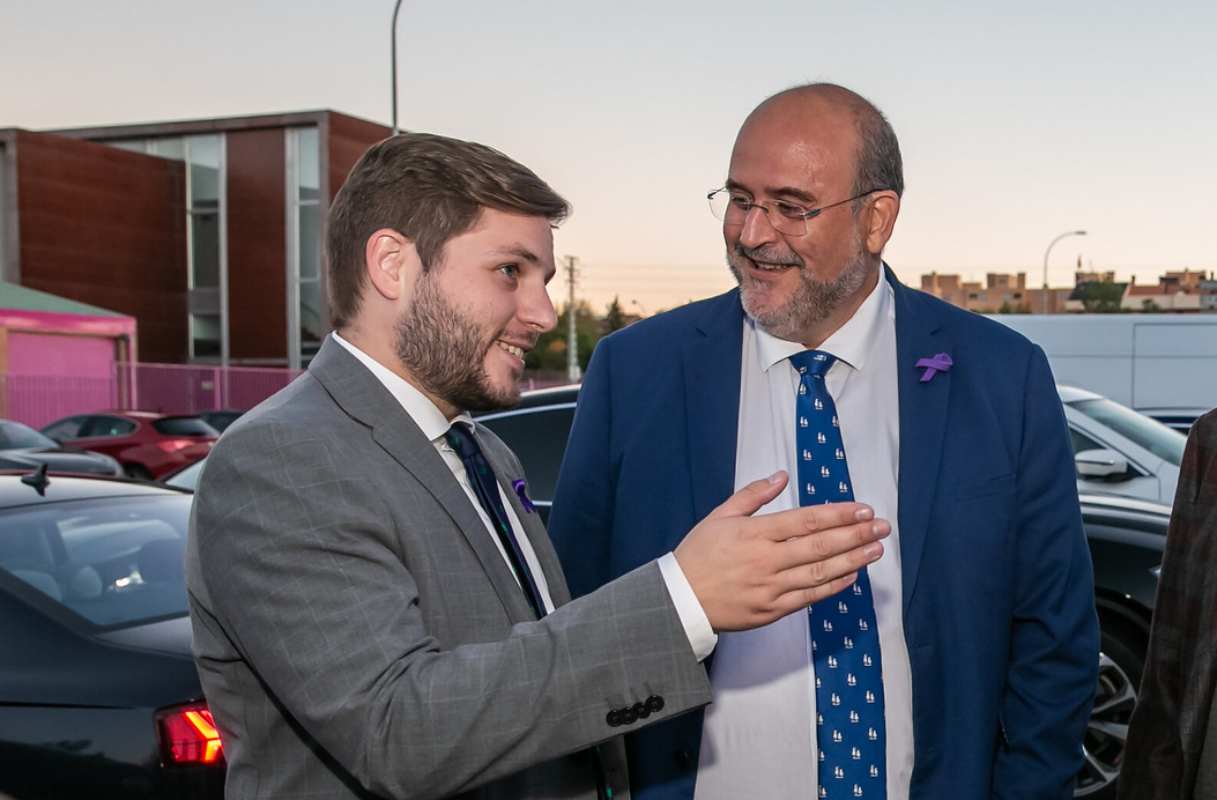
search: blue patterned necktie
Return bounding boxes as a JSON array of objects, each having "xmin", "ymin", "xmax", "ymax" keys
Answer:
[
  {"xmin": 445, "ymin": 422, "xmax": 546, "ymax": 619},
  {"xmin": 789, "ymin": 350, "xmax": 886, "ymax": 800}
]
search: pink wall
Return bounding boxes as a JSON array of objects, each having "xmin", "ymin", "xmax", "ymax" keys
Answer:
[{"xmin": 3, "ymin": 332, "xmax": 118, "ymax": 427}]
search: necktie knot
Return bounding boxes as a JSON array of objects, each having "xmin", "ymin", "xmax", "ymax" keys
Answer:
[
  {"xmin": 444, "ymin": 422, "xmax": 479, "ymax": 460},
  {"xmin": 789, "ymin": 349, "xmax": 836, "ymax": 378}
]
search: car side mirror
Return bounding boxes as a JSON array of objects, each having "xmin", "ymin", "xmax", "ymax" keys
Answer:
[{"xmin": 1075, "ymin": 449, "xmax": 1130, "ymax": 480}]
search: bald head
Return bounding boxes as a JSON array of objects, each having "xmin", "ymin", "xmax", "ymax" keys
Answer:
[{"xmin": 742, "ymin": 83, "xmax": 904, "ymax": 200}]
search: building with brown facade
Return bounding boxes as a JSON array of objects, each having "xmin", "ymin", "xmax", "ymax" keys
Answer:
[{"xmin": 1, "ymin": 111, "xmax": 390, "ymax": 368}]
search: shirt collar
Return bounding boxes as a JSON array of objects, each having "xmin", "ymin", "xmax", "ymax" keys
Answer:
[
  {"xmin": 331, "ymin": 331, "xmax": 474, "ymax": 442},
  {"xmin": 752, "ymin": 270, "xmax": 893, "ymax": 373}
]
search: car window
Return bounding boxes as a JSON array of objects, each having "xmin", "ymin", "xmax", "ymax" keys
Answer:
[
  {"xmin": 41, "ymin": 416, "xmax": 87, "ymax": 440},
  {"xmin": 0, "ymin": 421, "xmax": 58, "ymax": 450},
  {"xmin": 477, "ymin": 405, "xmax": 576, "ymax": 502},
  {"xmin": 79, "ymin": 416, "xmax": 138, "ymax": 438},
  {"xmin": 153, "ymin": 417, "xmax": 219, "ymax": 437},
  {"xmin": 165, "ymin": 458, "xmax": 206, "ymax": 490},
  {"xmin": 1070, "ymin": 429, "xmax": 1104, "ymax": 455},
  {"xmin": 1068, "ymin": 398, "xmax": 1187, "ymax": 466},
  {"xmin": 0, "ymin": 495, "xmax": 192, "ymax": 628}
]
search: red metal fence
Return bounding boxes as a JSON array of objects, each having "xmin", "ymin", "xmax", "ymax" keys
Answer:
[
  {"xmin": 2, "ymin": 363, "xmax": 575, "ymax": 430},
  {"xmin": 1, "ymin": 363, "xmax": 302, "ymax": 429}
]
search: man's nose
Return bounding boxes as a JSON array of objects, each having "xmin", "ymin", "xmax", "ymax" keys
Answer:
[
  {"xmin": 737, "ymin": 204, "xmax": 779, "ymax": 249},
  {"xmin": 520, "ymin": 283, "xmax": 558, "ymax": 334}
]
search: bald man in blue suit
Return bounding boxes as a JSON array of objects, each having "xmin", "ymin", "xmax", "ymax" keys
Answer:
[{"xmin": 549, "ymin": 84, "xmax": 1098, "ymax": 800}]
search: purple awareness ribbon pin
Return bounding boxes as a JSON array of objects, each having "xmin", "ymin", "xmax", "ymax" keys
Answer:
[
  {"xmin": 512, "ymin": 479, "xmax": 536, "ymax": 513},
  {"xmin": 915, "ymin": 352, "xmax": 953, "ymax": 383}
]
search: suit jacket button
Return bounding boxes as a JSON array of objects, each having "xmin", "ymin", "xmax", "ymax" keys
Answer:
[
  {"xmin": 606, "ymin": 710, "xmax": 621, "ymax": 727},
  {"xmin": 620, "ymin": 707, "xmax": 639, "ymax": 725},
  {"xmin": 675, "ymin": 749, "xmax": 693, "ymax": 768},
  {"xmin": 632, "ymin": 701, "xmax": 649, "ymax": 719},
  {"xmin": 645, "ymin": 695, "xmax": 665, "ymax": 713}
]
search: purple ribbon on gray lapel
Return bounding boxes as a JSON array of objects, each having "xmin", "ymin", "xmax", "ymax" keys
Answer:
[
  {"xmin": 915, "ymin": 352, "xmax": 953, "ymax": 383},
  {"xmin": 512, "ymin": 479, "xmax": 536, "ymax": 513}
]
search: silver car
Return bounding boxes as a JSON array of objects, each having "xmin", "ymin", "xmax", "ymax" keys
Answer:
[{"xmin": 1060, "ymin": 385, "xmax": 1186, "ymax": 504}]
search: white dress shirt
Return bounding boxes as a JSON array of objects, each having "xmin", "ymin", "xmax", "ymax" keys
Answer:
[
  {"xmin": 331, "ymin": 333, "xmax": 715, "ymax": 656},
  {"xmin": 694, "ymin": 277, "xmax": 915, "ymax": 799}
]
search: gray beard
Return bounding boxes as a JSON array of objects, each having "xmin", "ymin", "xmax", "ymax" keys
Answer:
[
  {"xmin": 393, "ymin": 273, "xmax": 519, "ymax": 414},
  {"xmin": 727, "ymin": 239, "xmax": 873, "ymax": 342}
]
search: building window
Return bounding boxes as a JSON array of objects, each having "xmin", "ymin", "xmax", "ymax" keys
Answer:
[
  {"xmin": 286, "ymin": 127, "xmax": 322, "ymax": 369},
  {"xmin": 0, "ymin": 142, "xmax": 8, "ymax": 280},
  {"xmin": 191, "ymin": 314, "xmax": 222, "ymax": 358},
  {"xmin": 108, "ymin": 135, "xmax": 228, "ymax": 363},
  {"xmin": 187, "ymin": 135, "xmax": 222, "ymax": 292}
]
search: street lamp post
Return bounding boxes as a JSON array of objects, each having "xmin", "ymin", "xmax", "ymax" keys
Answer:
[
  {"xmin": 390, "ymin": 0, "xmax": 405, "ymax": 134},
  {"xmin": 1041, "ymin": 230, "xmax": 1087, "ymax": 313}
]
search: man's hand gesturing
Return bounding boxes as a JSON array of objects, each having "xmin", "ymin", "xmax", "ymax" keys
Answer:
[{"xmin": 674, "ymin": 470, "xmax": 889, "ymax": 632}]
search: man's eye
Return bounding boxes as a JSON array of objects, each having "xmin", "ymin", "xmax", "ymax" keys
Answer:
[
  {"xmin": 499, "ymin": 263, "xmax": 520, "ymax": 278},
  {"xmin": 775, "ymin": 202, "xmax": 809, "ymax": 219},
  {"xmin": 728, "ymin": 194, "xmax": 753, "ymax": 209}
]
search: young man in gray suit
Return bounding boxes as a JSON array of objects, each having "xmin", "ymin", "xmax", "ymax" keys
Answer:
[{"xmin": 186, "ymin": 132, "xmax": 890, "ymax": 800}]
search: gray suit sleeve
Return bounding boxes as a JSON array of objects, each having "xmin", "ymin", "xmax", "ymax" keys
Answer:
[{"xmin": 190, "ymin": 422, "xmax": 711, "ymax": 800}]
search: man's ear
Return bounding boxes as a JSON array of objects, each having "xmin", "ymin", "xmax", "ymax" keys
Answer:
[
  {"xmin": 364, "ymin": 228, "xmax": 422, "ymax": 301},
  {"xmin": 863, "ymin": 192, "xmax": 901, "ymax": 256}
]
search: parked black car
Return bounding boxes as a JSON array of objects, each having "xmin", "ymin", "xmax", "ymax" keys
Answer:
[
  {"xmin": 0, "ymin": 470, "xmax": 224, "ymax": 799},
  {"xmin": 198, "ymin": 410, "xmax": 243, "ymax": 434},
  {"xmin": 476, "ymin": 385, "xmax": 1167, "ymax": 800},
  {"xmin": 0, "ymin": 419, "xmax": 122, "ymax": 476}
]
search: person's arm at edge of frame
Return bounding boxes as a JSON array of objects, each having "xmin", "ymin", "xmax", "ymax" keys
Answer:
[
  {"xmin": 991, "ymin": 344, "xmax": 1101, "ymax": 799},
  {"xmin": 1115, "ymin": 421, "xmax": 1208, "ymax": 799}
]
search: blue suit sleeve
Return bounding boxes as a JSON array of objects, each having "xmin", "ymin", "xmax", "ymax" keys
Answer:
[
  {"xmin": 549, "ymin": 339, "xmax": 616, "ymax": 599},
  {"xmin": 992, "ymin": 345, "xmax": 1100, "ymax": 799}
]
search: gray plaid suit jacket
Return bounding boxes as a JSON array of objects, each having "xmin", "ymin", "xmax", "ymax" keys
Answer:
[{"xmin": 186, "ymin": 336, "xmax": 712, "ymax": 799}]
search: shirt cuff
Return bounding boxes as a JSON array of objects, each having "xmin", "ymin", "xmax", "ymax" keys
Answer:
[{"xmin": 657, "ymin": 551, "xmax": 718, "ymax": 661}]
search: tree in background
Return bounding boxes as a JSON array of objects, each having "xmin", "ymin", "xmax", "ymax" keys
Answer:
[
  {"xmin": 1076, "ymin": 280, "xmax": 1127, "ymax": 313},
  {"xmin": 525, "ymin": 301, "xmax": 601, "ymax": 373},
  {"xmin": 603, "ymin": 296, "xmax": 628, "ymax": 333}
]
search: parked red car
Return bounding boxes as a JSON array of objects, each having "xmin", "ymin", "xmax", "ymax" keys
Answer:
[{"xmin": 40, "ymin": 411, "xmax": 219, "ymax": 480}]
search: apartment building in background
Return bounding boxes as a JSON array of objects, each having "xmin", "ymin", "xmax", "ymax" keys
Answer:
[{"xmin": 921, "ymin": 267, "xmax": 1215, "ymax": 315}]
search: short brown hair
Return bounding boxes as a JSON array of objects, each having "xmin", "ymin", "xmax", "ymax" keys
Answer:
[{"xmin": 326, "ymin": 132, "xmax": 569, "ymax": 328}]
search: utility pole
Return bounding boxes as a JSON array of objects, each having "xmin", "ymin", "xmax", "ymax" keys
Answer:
[{"xmin": 564, "ymin": 255, "xmax": 581, "ymax": 382}]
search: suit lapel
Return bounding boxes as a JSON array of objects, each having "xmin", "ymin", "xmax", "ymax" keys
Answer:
[
  {"xmin": 683, "ymin": 290, "xmax": 746, "ymax": 525},
  {"xmin": 309, "ymin": 337, "xmax": 536, "ymax": 623},
  {"xmin": 888, "ymin": 268, "xmax": 953, "ymax": 611},
  {"xmin": 479, "ymin": 434, "xmax": 573, "ymax": 608}
]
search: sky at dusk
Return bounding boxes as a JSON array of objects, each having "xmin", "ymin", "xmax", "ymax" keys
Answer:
[{"xmin": 3, "ymin": 0, "xmax": 1214, "ymax": 312}]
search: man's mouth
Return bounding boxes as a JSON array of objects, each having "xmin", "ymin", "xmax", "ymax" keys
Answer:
[
  {"xmin": 495, "ymin": 340, "xmax": 527, "ymax": 360},
  {"xmin": 735, "ymin": 247, "xmax": 801, "ymax": 274},
  {"xmin": 748, "ymin": 258, "xmax": 796, "ymax": 272}
]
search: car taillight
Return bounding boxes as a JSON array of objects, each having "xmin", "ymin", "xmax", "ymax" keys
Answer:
[
  {"xmin": 156, "ymin": 702, "xmax": 225, "ymax": 766},
  {"xmin": 156, "ymin": 438, "xmax": 197, "ymax": 454}
]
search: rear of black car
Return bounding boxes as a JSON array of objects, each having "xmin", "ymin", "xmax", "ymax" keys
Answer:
[{"xmin": 0, "ymin": 478, "xmax": 225, "ymax": 799}]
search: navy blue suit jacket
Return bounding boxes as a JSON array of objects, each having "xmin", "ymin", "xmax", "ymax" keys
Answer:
[{"xmin": 549, "ymin": 270, "xmax": 1099, "ymax": 800}]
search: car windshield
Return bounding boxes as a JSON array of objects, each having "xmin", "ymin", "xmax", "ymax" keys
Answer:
[
  {"xmin": 0, "ymin": 421, "xmax": 58, "ymax": 450},
  {"xmin": 165, "ymin": 458, "xmax": 206, "ymax": 491},
  {"xmin": 0, "ymin": 494, "xmax": 192, "ymax": 628},
  {"xmin": 1068, "ymin": 397, "xmax": 1188, "ymax": 466}
]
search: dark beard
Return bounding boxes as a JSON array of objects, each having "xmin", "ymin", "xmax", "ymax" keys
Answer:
[
  {"xmin": 727, "ymin": 237, "xmax": 871, "ymax": 342},
  {"xmin": 394, "ymin": 274, "xmax": 519, "ymax": 413}
]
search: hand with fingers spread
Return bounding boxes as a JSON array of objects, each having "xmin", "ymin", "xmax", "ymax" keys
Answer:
[{"xmin": 673, "ymin": 470, "xmax": 890, "ymax": 632}]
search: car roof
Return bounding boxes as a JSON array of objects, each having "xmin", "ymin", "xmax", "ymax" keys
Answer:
[
  {"xmin": 1078, "ymin": 492, "xmax": 1172, "ymax": 518},
  {"xmin": 0, "ymin": 471, "xmax": 185, "ymax": 509},
  {"xmin": 1056, "ymin": 384, "xmax": 1102, "ymax": 403},
  {"xmin": 486, "ymin": 384, "xmax": 580, "ymax": 412}
]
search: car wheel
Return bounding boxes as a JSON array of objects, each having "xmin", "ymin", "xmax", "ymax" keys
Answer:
[
  {"xmin": 123, "ymin": 464, "xmax": 153, "ymax": 481},
  {"xmin": 1075, "ymin": 622, "xmax": 1144, "ymax": 798}
]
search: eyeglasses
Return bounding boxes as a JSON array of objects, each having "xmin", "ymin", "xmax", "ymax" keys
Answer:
[{"xmin": 706, "ymin": 187, "xmax": 885, "ymax": 237}]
